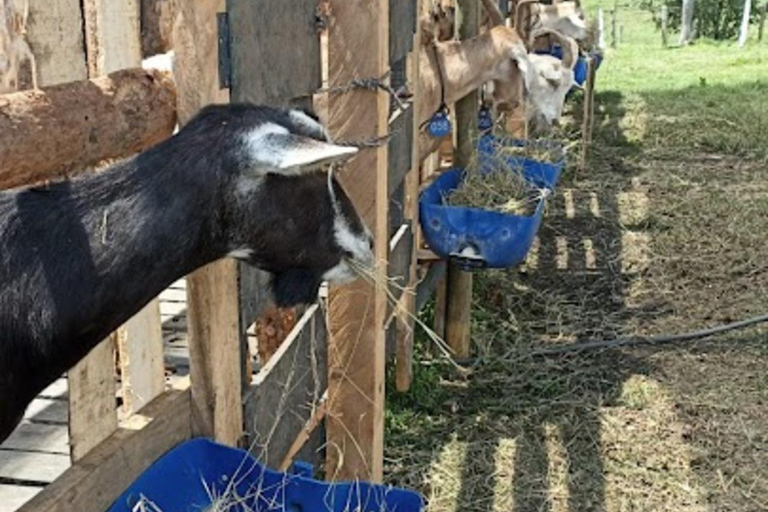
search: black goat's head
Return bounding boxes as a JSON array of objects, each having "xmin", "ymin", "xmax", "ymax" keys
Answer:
[{"xmin": 180, "ymin": 104, "xmax": 374, "ymax": 307}]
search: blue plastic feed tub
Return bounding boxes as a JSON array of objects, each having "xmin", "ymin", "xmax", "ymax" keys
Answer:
[
  {"xmin": 107, "ymin": 439, "xmax": 424, "ymax": 512},
  {"xmin": 419, "ymin": 135, "xmax": 564, "ymax": 270},
  {"xmin": 420, "ymin": 169, "xmax": 546, "ymax": 270}
]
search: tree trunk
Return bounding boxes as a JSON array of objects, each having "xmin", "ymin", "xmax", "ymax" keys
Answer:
[
  {"xmin": 739, "ymin": 0, "xmax": 752, "ymax": 46},
  {"xmin": 680, "ymin": 0, "xmax": 695, "ymax": 44}
]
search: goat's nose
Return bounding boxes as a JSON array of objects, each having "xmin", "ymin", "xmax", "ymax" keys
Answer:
[{"xmin": 551, "ymin": 119, "xmax": 561, "ymax": 127}]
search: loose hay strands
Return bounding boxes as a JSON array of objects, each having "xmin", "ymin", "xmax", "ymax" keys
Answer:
[
  {"xmin": 443, "ymin": 134, "xmax": 557, "ymax": 215},
  {"xmin": 346, "ymin": 258, "xmax": 470, "ymax": 374}
]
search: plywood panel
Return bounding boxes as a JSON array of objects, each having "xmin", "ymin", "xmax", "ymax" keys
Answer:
[
  {"xmin": 244, "ymin": 305, "xmax": 327, "ymax": 469},
  {"xmin": 228, "ymin": 0, "xmax": 321, "ymax": 106}
]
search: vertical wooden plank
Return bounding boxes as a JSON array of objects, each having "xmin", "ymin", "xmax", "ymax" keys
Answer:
[
  {"xmin": 444, "ymin": 0, "xmax": 478, "ymax": 360},
  {"xmin": 67, "ymin": 0, "xmax": 145, "ymax": 461},
  {"xmin": 82, "ymin": 0, "xmax": 142, "ymax": 76},
  {"xmin": 68, "ymin": 339, "xmax": 117, "ymax": 461},
  {"xmin": 186, "ymin": 259, "xmax": 243, "ymax": 445},
  {"xmin": 579, "ymin": 57, "xmax": 597, "ymax": 173},
  {"xmin": 759, "ymin": 2, "xmax": 767, "ymax": 42},
  {"xmin": 83, "ymin": 0, "xmax": 166, "ymax": 419},
  {"xmin": 174, "ymin": 0, "xmax": 243, "ymax": 446},
  {"xmin": 119, "ymin": 299, "xmax": 165, "ymax": 414},
  {"xmin": 395, "ymin": 7, "xmax": 423, "ymax": 392},
  {"xmin": 326, "ymin": 0, "xmax": 389, "ymax": 482},
  {"xmin": 660, "ymin": 5, "xmax": 669, "ymax": 47},
  {"xmin": 25, "ymin": 0, "xmax": 88, "ymax": 86}
]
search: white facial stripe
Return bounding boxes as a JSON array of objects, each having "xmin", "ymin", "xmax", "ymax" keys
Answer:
[
  {"xmin": 242, "ymin": 122, "xmax": 292, "ymax": 168},
  {"xmin": 242, "ymin": 123, "xmax": 357, "ymax": 175},
  {"xmin": 228, "ymin": 248, "xmax": 254, "ymax": 261},
  {"xmin": 288, "ymin": 110, "xmax": 331, "ymax": 141},
  {"xmin": 334, "ymin": 214, "xmax": 373, "ymax": 265}
]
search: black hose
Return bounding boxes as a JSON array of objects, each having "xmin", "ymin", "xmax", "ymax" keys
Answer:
[{"xmin": 526, "ymin": 313, "xmax": 768, "ymax": 357}]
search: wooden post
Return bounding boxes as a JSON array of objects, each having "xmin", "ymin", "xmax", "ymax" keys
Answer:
[
  {"xmin": 174, "ymin": 0, "xmax": 243, "ymax": 447},
  {"xmin": 395, "ymin": 5, "xmax": 424, "ymax": 392},
  {"xmin": 680, "ymin": 0, "xmax": 695, "ymax": 44},
  {"xmin": 760, "ymin": 2, "xmax": 767, "ymax": 41},
  {"xmin": 69, "ymin": 0, "xmax": 146, "ymax": 462},
  {"xmin": 579, "ymin": 57, "xmax": 597, "ymax": 173},
  {"xmin": 326, "ymin": 0, "xmax": 389, "ymax": 482},
  {"xmin": 610, "ymin": 6, "xmax": 617, "ymax": 48},
  {"xmin": 661, "ymin": 5, "xmax": 669, "ymax": 47},
  {"xmin": 444, "ymin": 0, "xmax": 479, "ymax": 360},
  {"xmin": 598, "ymin": 8, "xmax": 606, "ymax": 49}
]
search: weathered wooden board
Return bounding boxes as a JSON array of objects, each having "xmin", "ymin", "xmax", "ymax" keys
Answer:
[
  {"xmin": 0, "ymin": 485, "xmax": 42, "ymax": 512},
  {"xmin": 326, "ymin": 0, "xmax": 390, "ymax": 482},
  {"xmin": 3, "ymin": 423, "xmax": 70, "ymax": 455},
  {"xmin": 227, "ymin": 0, "xmax": 321, "ymax": 106},
  {"xmin": 390, "ymin": 0, "xmax": 416, "ymax": 64},
  {"xmin": 416, "ymin": 260, "xmax": 448, "ymax": 311},
  {"xmin": 388, "ymin": 106, "xmax": 415, "ymax": 195},
  {"xmin": 0, "ymin": 450, "xmax": 70, "ymax": 484},
  {"xmin": 244, "ymin": 305, "xmax": 327, "ymax": 469},
  {"xmin": 68, "ymin": 338, "xmax": 117, "ymax": 462},
  {"xmin": 38, "ymin": 379, "xmax": 68, "ymax": 400},
  {"xmin": 389, "ymin": 222, "xmax": 413, "ymax": 304},
  {"xmin": 26, "ymin": 0, "xmax": 88, "ymax": 86},
  {"xmin": 17, "ymin": 387, "xmax": 192, "ymax": 512},
  {"xmin": 23, "ymin": 399, "xmax": 69, "ymax": 425}
]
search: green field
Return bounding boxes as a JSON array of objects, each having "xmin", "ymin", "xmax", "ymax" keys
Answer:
[{"xmin": 385, "ymin": 6, "xmax": 768, "ymax": 512}]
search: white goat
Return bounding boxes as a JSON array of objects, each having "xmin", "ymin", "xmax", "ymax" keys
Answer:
[{"xmin": 516, "ymin": 0, "xmax": 587, "ymax": 42}]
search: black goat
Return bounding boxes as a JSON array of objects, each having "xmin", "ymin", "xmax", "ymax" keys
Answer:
[{"xmin": 0, "ymin": 104, "xmax": 374, "ymax": 442}]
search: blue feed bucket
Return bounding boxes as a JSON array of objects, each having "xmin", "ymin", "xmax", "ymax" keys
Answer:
[
  {"xmin": 418, "ymin": 135, "xmax": 564, "ymax": 270},
  {"xmin": 107, "ymin": 439, "xmax": 424, "ymax": 512}
]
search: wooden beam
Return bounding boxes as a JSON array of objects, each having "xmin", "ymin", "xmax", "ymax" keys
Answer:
[
  {"xmin": 326, "ymin": 0, "xmax": 389, "ymax": 482},
  {"xmin": 18, "ymin": 387, "xmax": 192, "ymax": 512},
  {"xmin": 173, "ymin": 0, "xmax": 244, "ymax": 447},
  {"xmin": 0, "ymin": 68, "xmax": 177, "ymax": 191},
  {"xmin": 444, "ymin": 0, "xmax": 479, "ymax": 360}
]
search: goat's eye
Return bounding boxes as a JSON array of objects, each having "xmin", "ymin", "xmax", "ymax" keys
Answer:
[{"xmin": 368, "ymin": 238, "xmax": 375, "ymax": 252}]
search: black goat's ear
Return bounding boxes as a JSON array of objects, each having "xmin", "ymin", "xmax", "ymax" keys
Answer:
[
  {"xmin": 245, "ymin": 125, "xmax": 358, "ymax": 176},
  {"xmin": 271, "ymin": 269, "xmax": 323, "ymax": 308}
]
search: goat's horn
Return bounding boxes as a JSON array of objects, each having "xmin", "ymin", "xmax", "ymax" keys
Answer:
[
  {"xmin": 479, "ymin": 0, "xmax": 506, "ymax": 26},
  {"xmin": 514, "ymin": 0, "xmax": 540, "ymax": 45},
  {"xmin": 533, "ymin": 28, "xmax": 578, "ymax": 69}
]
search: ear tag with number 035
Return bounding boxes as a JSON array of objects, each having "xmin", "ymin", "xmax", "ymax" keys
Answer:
[
  {"xmin": 478, "ymin": 106, "xmax": 493, "ymax": 131},
  {"xmin": 427, "ymin": 107, "xmax": 452, "ymax": 137}
]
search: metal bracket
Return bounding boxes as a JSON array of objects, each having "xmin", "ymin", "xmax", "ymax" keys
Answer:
[{"xmin": 217, "ymin": 12, "xmax": 232, "ymax": 90}]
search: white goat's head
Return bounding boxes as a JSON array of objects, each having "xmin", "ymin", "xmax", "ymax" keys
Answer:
[{"xmin": 524, "ymin": 29, "xmax": 578, "ymax": 130}]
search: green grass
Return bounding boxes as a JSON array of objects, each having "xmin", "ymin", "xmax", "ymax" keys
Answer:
[{"xmin": 384, "ymin": 7, "xmax": 768, "ymax": 512}]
